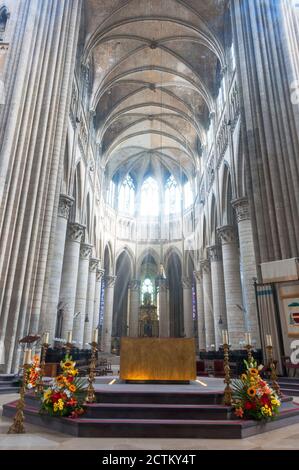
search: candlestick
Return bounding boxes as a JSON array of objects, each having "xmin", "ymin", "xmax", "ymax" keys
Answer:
[
  {"xmin": 44, "ymin": 331, "xmax": 49, "ymax": 345},
  {"xmin": 245, "ymin": 333, "xmax": 252, "ymax": 346},
  {"xmin": 266, "ymin": 343, "xmax": 281, "ymax": 397},
  {"xmin": 37, "ymin": 339, "xmax": 49, "ymax": 395},
  {"xmin": 66, "ymin": 331, "xmax": 72, "ymax": 344},
  {"xmin": 85, "ymin": 341, "xmax": 98, "ymax": 403},
  {"xmin": 92, "ymin": 328, "xmax": 98, "ymax": 344},
  {"xmin": 23, "ymin": 349, "xmax": 31, "ymax": 365},
  {"xmin": 8, "ymin": 363, "xmax": 29, "ymax": 434},
  {"xmin": 222, "ymin": 330, "xmax": 229, "ymax": 345},
  {"xmin": 223, "ymin": 342, "xmax": 232, "ymax": 406},
  {"xmin": 244, "ymin": 332, "xmax": 253, "ymax": 363},
  {"xmin": 266, "ymin": 334, "xmax": 272, "ymax": 347}
]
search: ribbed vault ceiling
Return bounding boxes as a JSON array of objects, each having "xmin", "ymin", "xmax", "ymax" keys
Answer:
[{"xmin": 83, "ymin": 0, "xmax": 229, "ymax": 184}]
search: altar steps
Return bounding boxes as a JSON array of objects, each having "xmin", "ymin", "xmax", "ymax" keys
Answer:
[
  {"xmin": 278, "ymin": 378, "xmax": 299, "ymax": 397},
  {"xmin": 94, "ymin": 390, "xmax": 224, "ymax": 405},
  {"xmin": 84, "ymin": 403, "xmax": 233, "ymax": 420},
  {"xmin": 0, "ymin": 375, "xmax": 19, "ymax": 394},
  {"xmin": 2, "ymin": 397, "xmax": 299, "ymax": 438},
  {"xmin": 3, "ymin": 389, "xmax": 299, "ymax": 439}
]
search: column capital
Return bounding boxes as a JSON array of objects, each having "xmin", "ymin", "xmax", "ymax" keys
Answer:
[
  {"xmin": 208, "ymin": 244, "xmax": 222, "ymax": 262},
  {"xmin": 193, "ymin": 270, "xmax": 202, "ymax": 283},
  {"xmin": 200, "ymin": 258, "xmax": 210, "ymax": 274},
  {"xmin": 105, "ymin": 275, "xmax": 117, "ymax": 288},
  {"xmin": 89, "ymin": 257, "xmax": 100, "ymax": 273},
  {"xmin": 182, "ymin": 277, "xmax": 192, "ymax": 289},
  {"xmin": 129, "ymin": 279, "xmax": 141, "ymax": 291},
  {"xmin": 58, "ymin": 194, "xmax": 74, "ymax": 219},
  {"xmin": 96, "ymin": 268, "xmax": 105, "ymax": 282},
  {"xmin": 217, "ymin": 225, "xmax": 237, "ymax": 244},
  {"xmin": 231, "ymin": 197, "xmax": 250, "ymax": 222},
  {"xmin": 80, "ymin": 243, "xmax": 92, "ymax": 260},
  {"xmin": 67, "ymin": 222, "xmax": 85, "ymax": 243}
]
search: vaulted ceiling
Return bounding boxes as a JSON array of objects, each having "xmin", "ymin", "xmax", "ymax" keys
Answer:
[{"xmin": 83, "ymin": 0, "xmax": 229, "ymax": 184}]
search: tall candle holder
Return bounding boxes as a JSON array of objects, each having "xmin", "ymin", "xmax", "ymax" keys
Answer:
[
  {"xmin": 244, "ymin": 333, "xmax": 253, "ymax": 364},
  {"xmin": 85, "ymin": 341, "xmax": 98, "ymax": 403},
  {"xmin": 8, "ymin": 351, "xmax": 31, "ymax": 434},
  {"xmin": 223, "ymin": 341, "xmax": 232, "ymax": 406},
  {"xmin": 37, "ymin": 339, "xmax": 50, "ymax": 395},
  {"xmin": 266, "ymin": 345, "xmax": 281, "ymax": 397}
]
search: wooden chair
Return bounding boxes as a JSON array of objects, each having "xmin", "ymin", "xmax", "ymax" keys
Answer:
[
  {"xmin": 196, "ymin": 360, "xmax": 208, "ymax": 376},
  {"xmin": 213, "ymin": 359, "xmax": 225, "ymax": 377},
  {"xmin": 282, "ymin": 356, "xmax": 299, "ymax": 377}
]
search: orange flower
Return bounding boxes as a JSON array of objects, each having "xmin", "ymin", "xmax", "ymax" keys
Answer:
[
  {"xmin": 249, "ymin": 368, "xmax": 258, "ymax": 376},
  {"xmin": 69, "ymin": 384, "xmax": 76, "ymax": 393},
  {"xmin": 247, "ymin": 386, "xmax": 257, "ymax": 397},
  {"xmin": 235, "ymin": 408, "xmax": 244, "ymax": 418}
]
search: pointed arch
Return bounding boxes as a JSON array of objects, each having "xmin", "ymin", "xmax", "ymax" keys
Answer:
[
  {"xmin": 221, "ymin": 163, "xmax": 234, "ymax": 226},
  {"xmin": 115, "ymin": 245, "xmax": 135, "ymax": 276}
]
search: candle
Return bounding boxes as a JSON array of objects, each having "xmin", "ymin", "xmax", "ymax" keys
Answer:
[
  {"xmin": 23, "ymin": 349, "xmax": 32, "ymax": 365},
  {"xmin": 66, "ymin": 331, "xmax": 72, "ymax": 343},
  {"xmin": 44, "ymin": 331, "xmax": 49, "ymax": 344},
  {"xmin": 92, "ymin": 328, "xmax": 98, "ymax": 343},
  {"xmin": 222, "ymin": 330, "xmax": 229, "ymax": 345},
  {"xmin": 266, "ymin": 334, "xmax": 272, "ymax": 347},
  {"xmin": 245, "ymin": 333, "xmax": 252, "ymax": 346}
]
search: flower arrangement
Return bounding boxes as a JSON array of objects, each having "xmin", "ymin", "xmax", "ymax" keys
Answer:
[
  {"xmin": 232, "ymin": 359, "xmax": 281, "ymax": 421},
  {"xmin": 41, "ymin": 355, "xmax": 85, "ymax": 418},
  {"xmin": 26, "ymin": 355, "xmax": 41, "ymax": 390}
]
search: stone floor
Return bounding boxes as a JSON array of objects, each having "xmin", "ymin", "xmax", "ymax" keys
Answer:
[{"xmin": 1, "ymin": 378, "xmax": 299, "ymax": 450}]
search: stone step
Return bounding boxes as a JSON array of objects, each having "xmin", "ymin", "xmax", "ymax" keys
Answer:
[
  {"xmin": 0, "ymin": 386, "xmax": 19, "ymax": 394},
  {"xmin": 278, "ymin": 377, "xmax": 299, "ymax": 386},
  {"xmin": 0, "ymin": 374, "xmax": 17, "ymax": 382},
  {"xmin": 94, "ymin": 390, "xmax": 224, "ymax": 405},
  {"xmin": 279, "ymin": 388, "xmax": 299, "ymax": 397},
  {"xmin": 278, "ymin": 382, "xmax": 299, "ymax": 390},
  {"xmin": 3, "ymin": 400, "xmax": 299, "ymax": 439},
  {"xmin": 84, "ymin": 403, "xmax": 233, "ymax": 420}
]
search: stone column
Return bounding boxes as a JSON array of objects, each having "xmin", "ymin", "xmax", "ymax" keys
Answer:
[
  {"xmin": 128, "ymin": 279, "xmax": 141, "ymax": 337},
  {"xmin": 232, "ymin": 197, "xmax": 261, "ymax": 347},
  {"xmin": 102, "ymin": 275, "xmax": 117, "ymax": 353},
  {"xmin": 83, "ymin": 258, "xmax": 99, "ymax": 347},
  {"xmin": 182, "ymin": 277, "xmax": 194, "ymax": 338},
  {"xmin": 41, "ymin": 194, "xmax": 73, "ymax": 341},
  {"xmin": 194, "ymin": 270, "xmax": 206, "ymax": 351},
  {"xmin": 231, "ymin": 0, "xmax": 299, "ymax": 263},
  {"xmin": 59, "ymin": 222, "xmax": 85, "ymax": 340},
  {"xmin": 200, "ymin": 259, "xmax": 215, "ymax": 351},
  {"xmin": 217, "ymin": 225, "xmax": 245, "ymax": 349},
  {"xmin": 158, "ymin": 278, "xmax": 169, "ymax": 337},
  {"xmin": 73, "ymin": 243, "xmax": 92, "ymax": 349},
  {"xmin": 93, "ymin": 268, "xmax": 105, "ymax": 332},
  {"xmin": 208, "ymin": 245, "xmax": 227, "ymax": 350}
]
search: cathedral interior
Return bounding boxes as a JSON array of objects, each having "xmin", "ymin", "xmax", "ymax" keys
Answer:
[{"xmin": 0, "ymin": 0, "xmax": 299, "ymax": 451}]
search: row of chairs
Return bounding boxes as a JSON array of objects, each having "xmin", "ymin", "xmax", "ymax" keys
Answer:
[
  {"xmin": 196, "ymin": 360, "xmax": 228, "ymax": 378},
  {"xmin": 77, "ymin": 358, "xmax": 113, "ymax": 377}
]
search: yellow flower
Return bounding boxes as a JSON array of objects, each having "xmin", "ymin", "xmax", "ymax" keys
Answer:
[
  {"xmin": 249, "ymin": 368, "xmax": 258, "ymax": 376},
  {"xmin": 247, "ymin": 386, "xmax": 257, "ymax": 397},
  {"xmin": 43, "ymin": 389, "xmax": 52, "ymax": 401},
  {"xmin": 61, "ymin": 360, "xmax": 75, "ymax": 369},
  {"xmin": 241, "ymin": 374, "xmax": 247, "ymax": 382},
  {"xmin": 58, "ymin": 399, "xmax": 64, "ymax": 410},
  {"xmin": 69, "ymin": 384, "xmax": 76, "ymax": 393}
]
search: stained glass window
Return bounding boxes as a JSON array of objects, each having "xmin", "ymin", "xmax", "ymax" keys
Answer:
[
  {"xmin": 165, "ymin": 175, "xmax": 180, "ymax": 214},
  {"xmin": 119, "ymin": 174, "xmax": 135, "ymax": 215}
]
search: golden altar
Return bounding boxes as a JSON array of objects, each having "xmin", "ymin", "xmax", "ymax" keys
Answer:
[{"xmin": 120, "ymin": 337, "xmax": 196, "ymax": 382}]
